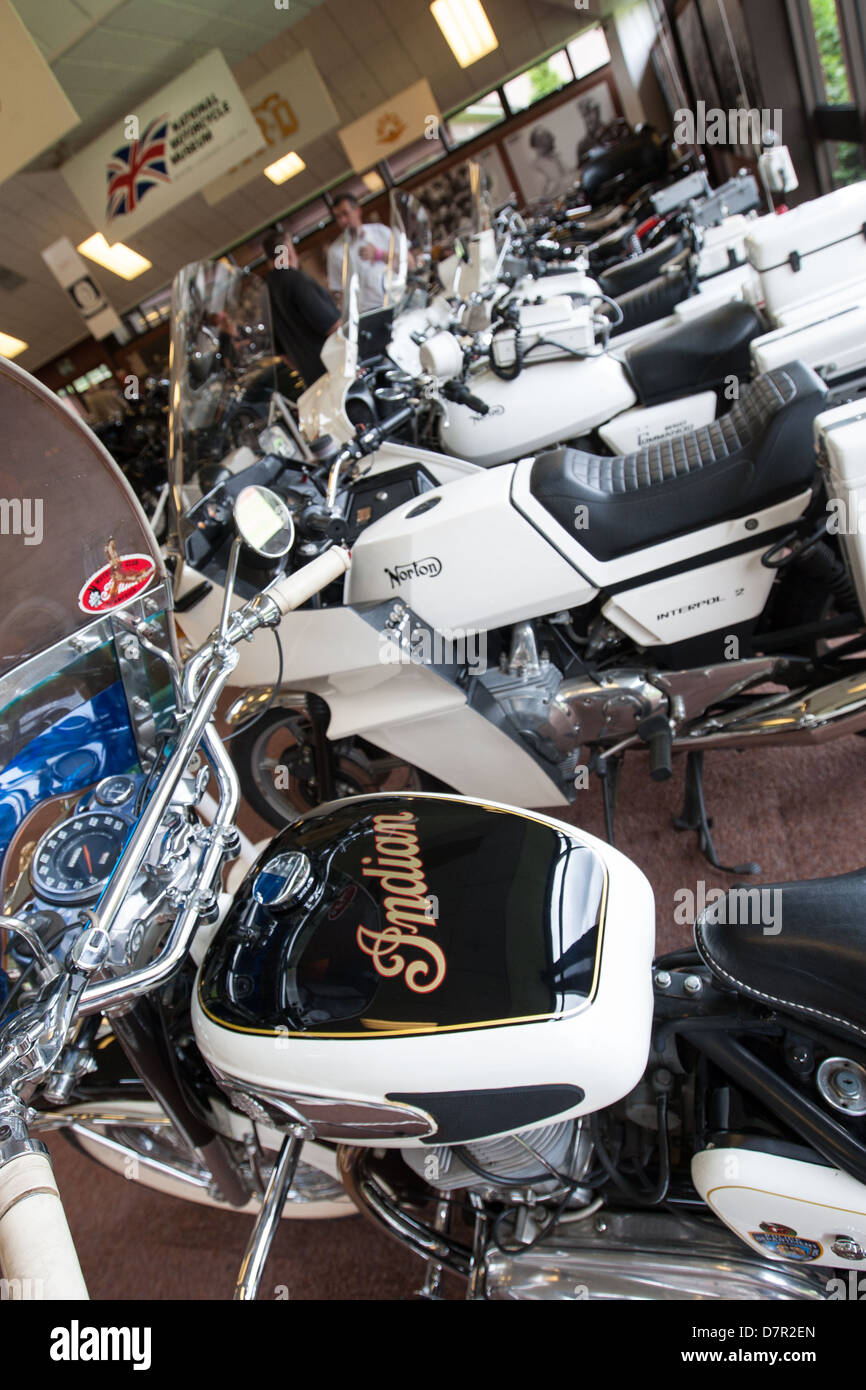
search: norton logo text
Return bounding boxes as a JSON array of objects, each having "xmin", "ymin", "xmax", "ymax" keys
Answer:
[
  {"xmin": 384, "ymin": 556, "xmax": 442, "ymax": 589},
  {"xmin": 357, "ymin": 811, "xmax": 446, "ymax": 993}
]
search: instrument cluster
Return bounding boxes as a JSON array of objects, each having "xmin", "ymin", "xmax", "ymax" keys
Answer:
[{"xmin": 28, "ymin": 775, "xmax": 139, "ymax": 911}]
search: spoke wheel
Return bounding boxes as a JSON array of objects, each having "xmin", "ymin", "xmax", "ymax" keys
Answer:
[{"xmin": 230, "ymin": 707, "xmax": 423, "ymax": 827}]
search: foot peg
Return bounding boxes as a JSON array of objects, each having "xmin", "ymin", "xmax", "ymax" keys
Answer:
[
  {"xmin": 674, "ymin": 751, "xmax": 761, "ymax": 876},
  {"xmin": 638, "ymin": 714, "xmax": 673, "ymax": 782}
]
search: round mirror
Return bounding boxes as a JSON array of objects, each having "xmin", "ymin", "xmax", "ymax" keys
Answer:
[{"xmin": 234, "ymin": 485, "xmax": 295, "ymax": 559}]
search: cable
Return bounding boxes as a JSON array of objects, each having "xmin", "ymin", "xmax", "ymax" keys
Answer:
[
  {"xmin": 224, "ymin": 625, "xmax": 284, "ymax": 741},
  {"xmin": 589, "ymin": 1097, "xmax": 671, "ymax": 1207}
]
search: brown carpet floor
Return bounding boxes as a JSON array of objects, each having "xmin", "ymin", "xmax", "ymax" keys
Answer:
[{"xmin": 44, "ymin": 730, "xmax": 866, "ymax": 1299}]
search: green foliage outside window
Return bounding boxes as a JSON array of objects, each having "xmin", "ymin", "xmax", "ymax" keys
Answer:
[{"xmin": 809, "ymin": 0, "xmax": 864, "ymax": 185}]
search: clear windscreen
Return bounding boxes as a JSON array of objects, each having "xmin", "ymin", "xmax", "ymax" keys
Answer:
[
  {"xmin": 0, "ymin": 358, "xmax": 165, "ymax": 681},
  {"xmin": 167, "ymin": 259, "xmax": 277, "ymax": 502}
]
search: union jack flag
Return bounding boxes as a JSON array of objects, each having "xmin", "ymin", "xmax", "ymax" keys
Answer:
[{"xmin": 105, "ymin": 115, "xmax": 171, "ymax": 221}]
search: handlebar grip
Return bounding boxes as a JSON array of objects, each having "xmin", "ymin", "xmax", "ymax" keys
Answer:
[
  {"xmin": 263, "ymin": 546, "xmax": 351, "ymax": 615},
  {"xmin": 459, "ymin": 391, "xmax": 490, "ymax": 416},
  {"xmin": 302, "ymin": 509, "xmax": 349, "ymax": 544},
  {"xmin": 359, "ymin": 403, "xmax": 417, "ymax": 453},
  {"xmin": 0, "ymin": 1151, "xmax": 88, "ymax": 1299}
]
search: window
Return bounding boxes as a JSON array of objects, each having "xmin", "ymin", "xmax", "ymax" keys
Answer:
[
  {"xmin": 808, "ymin": 0, "xmax": 864, "ymax": 186},
  {"xmin": 71, "ymin": 365, "xmax": 112, "ymax": 393},
  {"xmin": 385, "ymin": 133, "xmax": 447, "ymax": 182},
  {"xmin": 503, "ymin": 49, "xmax": 572, "ymax": 115},
  {"xmin": 792, "ymin": 0, "xmax": 866, "ymax": 191},
  {"xmin": 286, "ymin": 196, "xmax": 333, "ymax": 237},
  {"xmin": 567, "ymin": 26, "xmax": 611, "ymax": 81},
  {"xmin": 446, "ymin": 90, "xmax": 506, "ymax": 144}
]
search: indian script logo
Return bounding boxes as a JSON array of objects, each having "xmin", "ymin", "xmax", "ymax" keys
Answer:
[{"xmin": 357, "ymin": 811, "xmax": 445, "ymax": 993}]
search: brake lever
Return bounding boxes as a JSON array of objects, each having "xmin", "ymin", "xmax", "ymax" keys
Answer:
[{"xmin": 0, "ymin": 924, "xmax": 110, "ymax": 1092}]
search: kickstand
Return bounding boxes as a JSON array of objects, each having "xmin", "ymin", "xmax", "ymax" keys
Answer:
[
  {"xmin": 674, "ymin": 751, "xmax": 761, "ymax": 876},
  {"xmin": 592, "ymin": 750, "xmax": 621, "ymax": 847}
]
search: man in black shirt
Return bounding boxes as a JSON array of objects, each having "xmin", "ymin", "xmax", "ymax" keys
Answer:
[{"xmin": 261, "ymin": 229, "xmax": 340, "ymax": 389}]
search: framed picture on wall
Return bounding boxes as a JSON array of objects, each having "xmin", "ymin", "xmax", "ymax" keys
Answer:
[
  {"xmin": 503, "ymin": 80, "xmax": 616, "ymax": 203},
  {"xmin": 410, "ymin": 150, "xmax": 514, "ymax": 252}
]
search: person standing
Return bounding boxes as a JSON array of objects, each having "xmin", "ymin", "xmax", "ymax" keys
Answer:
[
  {"xmin": 261, "ymin": 230, "xmax": 340, "ymax": 390},
  {"xmin": 327, "ymin": 192, "xmax": 392, "ymax": 314}
]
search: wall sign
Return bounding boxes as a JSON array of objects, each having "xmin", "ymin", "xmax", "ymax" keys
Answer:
[
  {"xmin": 203, "ymin": 50, "xmax": 339, "ymax": 205},
  {"xmin": 60, "ymin": 50, "xmax": 261, "ymax": 239},
  {"xmin": 41, "ymin": 238, "xmax": 125, "ymax": 341},
  {"xmin": 338, "ymin": 80, "xmax": 441, "ymax": 172}
]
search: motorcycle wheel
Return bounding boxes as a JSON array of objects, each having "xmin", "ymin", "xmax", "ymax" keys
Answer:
[{"xmin": 229, "ymin": 706, "xmax": 434, "ymax": 828}]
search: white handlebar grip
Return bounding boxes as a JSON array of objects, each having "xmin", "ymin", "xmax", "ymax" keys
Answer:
[
  {"xmin": 0, "ymin": 1152, "xmax": 88, "ymax": 1299},
  {"xmin": 264, "ymin": 545, "xmax": 351, "ymax": 615}
]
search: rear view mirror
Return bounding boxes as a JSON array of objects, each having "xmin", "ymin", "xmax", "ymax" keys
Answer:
[{"xmin": 234, "ymin": 485, "xmax": 294, "ymax": 559}]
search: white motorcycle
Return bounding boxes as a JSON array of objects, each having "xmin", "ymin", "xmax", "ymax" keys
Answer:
[
  {"xmin": 4, "ymin": 353, "xmax": 866, "ymax": 1303},
  {"xmin": 173, "ymin": 356, "xmax": 866, "ymax": 892}
]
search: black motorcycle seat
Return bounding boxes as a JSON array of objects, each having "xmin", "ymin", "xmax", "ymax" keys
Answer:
[
  {"xmin": 612, "ymin": 266, "xmax": 693, "ymax": 337},
  {"xmin": 625, "ymin": 301, "xmax": 763, "ymax": 406},
  {"xmin": 696, "ymin": 869, "xmax": 866, "ymax": 1046},
  {"xmin": 528, "ymin": 362, "xmax": 827, "ymax": 561},
  {"xmin": 599, "ymin": 234, "xmax": 685, "ymax": 299}
]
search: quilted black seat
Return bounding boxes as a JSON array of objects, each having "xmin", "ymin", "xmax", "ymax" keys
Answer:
[
  {"xmin": 599, "ymin": 234, "xmax": 686, "ymax": 299},
  {"xmin": 529, "ymin": 363, "xmax": 827, "ymax": 561},
  {"xmin": 626, "ymin": 301, "xmax": 763, "ymax": 406},
  {"xmin": 611, "ymin": 266, "xmax": 693, "ymax": 337},
  {"xmin": 696, "ymin": 869, "xmax": 866, "ymax": 1046}
]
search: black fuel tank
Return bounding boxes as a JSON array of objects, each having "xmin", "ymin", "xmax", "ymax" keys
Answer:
[{"xmin": 198, "ymin": 794, "xmax": 606, "ymax": 1039}]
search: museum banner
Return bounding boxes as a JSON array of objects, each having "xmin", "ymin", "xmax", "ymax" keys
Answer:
[
  {"xmin": 41, "ymin": 238, "xmax": 126, "ymax": 342},
  {"xmin": 202, "ymin": 50, "xmax": 339, "ymax": 205},
  {"xmin": 338, "ymin": 80, "xmax": 441, "ymax": 172},
  {"xmin": 60, "ymin": 49, "xmax": 261, "ymax": 240},
  {"xmin": 0, "ymin": 0, "xmax": 80, "ymax": 183}
]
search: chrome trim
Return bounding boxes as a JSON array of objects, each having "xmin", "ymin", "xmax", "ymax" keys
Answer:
[
  {"xmin": 0, "ymin": 582, "xmax": 174, "ymax": 715},
  {"xmin": 676, "ymin": 669, "xmax": 866, "ymax": 749},
  {"xmin": 225, "ymin": 687, "xmax": 311, "ymax": 729},
  {"xmin": 485, "ymin": 1221, "xmax": 830, "ymax": 1300},
  {"xmin": 235, "ymin": 1133, "xmax": 304, "ymax": 1300}
]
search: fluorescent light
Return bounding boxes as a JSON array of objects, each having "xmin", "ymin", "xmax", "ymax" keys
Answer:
[
  {"xmin": 431, "ymin": 0, "xmax": 498, "ymax": 68},
  {"xmin": 0, "ymin": 332, "xmax": 28, "ymax": 359},
  {"xmin": 77, "ymin": 234, "xmax": 152, "ymax": 280},
  {"xmin": 264, "ymin": 151, "xmax": 306, "ymax": 185}
]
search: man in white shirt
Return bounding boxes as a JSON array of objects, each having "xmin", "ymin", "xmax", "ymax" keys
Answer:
[{"xmin": 327, "ymin": 192, "xmax": 392, "ymax": 314}]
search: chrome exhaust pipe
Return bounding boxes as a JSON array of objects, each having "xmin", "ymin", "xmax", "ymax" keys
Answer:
[{"xmin": 676, "ymin": 669, "xmax": 866, "ymax": 750}]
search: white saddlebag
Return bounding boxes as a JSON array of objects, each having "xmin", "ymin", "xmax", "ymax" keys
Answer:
[
  {"xmin": 815, "ymin": 396, "xmax": 866, "ymax": 618},
  {"xmin": 746, "ymin": 183, "xmax": 866, "ymax": 323}
]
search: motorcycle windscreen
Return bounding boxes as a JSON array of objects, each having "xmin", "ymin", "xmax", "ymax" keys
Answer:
[
  {"xmin": 167, "ymin": 258, "xmax": 277, "ymax": 504},
  {"xmin": 0, "ymin": 357, "xmax": 165, "ymax": 679},
  {"xmin": 339, "ymin": 204, "xmax": 414, "ymax": 363}
]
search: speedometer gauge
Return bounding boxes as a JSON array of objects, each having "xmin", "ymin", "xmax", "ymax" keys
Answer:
[{"xmin": 30, "ymin": 812, "xmax": 129, "ymax": 904}]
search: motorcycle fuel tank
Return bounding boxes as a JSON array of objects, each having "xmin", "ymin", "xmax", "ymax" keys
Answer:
[
  {"xmin": 193, "ymin": 793, "xmax": 654, "ymax": 1147},
  {"xmin": 438, "ymin": 353, "xmax": 637, "ymax": 467},
  {"xmin": 345, "ymin": 462, "xmax": 595, "ymax": 631}
]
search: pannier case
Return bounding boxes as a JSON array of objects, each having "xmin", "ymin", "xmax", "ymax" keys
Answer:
[
  {"xmin": 815, "ymin": 397, "xmax": 866, "ymax": 617},
  {"xmin": 746, "ymin": 182, "xmax": 866, "ymax": 322}
]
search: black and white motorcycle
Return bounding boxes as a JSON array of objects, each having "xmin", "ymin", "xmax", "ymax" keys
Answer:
[{"xmin": 3, "ymin": 354, "xmax": 866, "ymax": 1303}]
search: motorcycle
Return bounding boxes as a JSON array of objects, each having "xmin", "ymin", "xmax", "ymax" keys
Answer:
[
  {"xmin": 182, "ymin": 356, "xmax": 866, "ymax": 866},
  {"xmin": 303, "ymin": 176, "xmax": 866, "ymax": 472},
  {"xmin": 4, "ymin": 354, "xmax": 866, "ymax": 1303}
]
